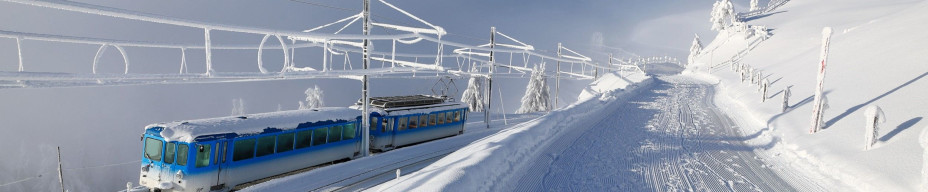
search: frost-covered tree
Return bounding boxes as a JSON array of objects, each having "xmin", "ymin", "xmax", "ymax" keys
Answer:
[
  {"xmin": 864, "ymin": 105, "xmax": 886, "ymax": 150},
  {"xmin": 688, "ymin": 34, "xmax": 703, "ymax": 66},
  {"xmin": 299, "ymin": 85, "xmax": 325, "ymax": 110},
  {"xmin": 517, "ymin": 64, "xmax": 551, "ymax": 114},
  {"xmin": 461, "ymin": 76, "xmax": 485, "ymax": 112},
  {"xmin": 231, "ymin": 98, "xmax": 245, "ymax": 116},
  {"xmin": 750, "ymin": 0, "xmax": 760, "ymax": 11},
  {"xmin": 710, "ymin": 0, "xmax": 735, "ymax": 31}
]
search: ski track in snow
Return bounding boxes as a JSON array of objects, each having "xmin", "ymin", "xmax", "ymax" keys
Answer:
[{"xmin": 513, "ymin": 76, "xmax": 812, "ymax": 191}]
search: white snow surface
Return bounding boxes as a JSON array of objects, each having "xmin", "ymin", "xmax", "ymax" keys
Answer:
[
  {"xmin": 371, "ymin": 72, "xmax": 651, "ymax": 191},
  {"xmin": 149, "ymin": 107, "xmax": 360, "ymax": 143},
  {"xmin": 690, "ymin": 0, "xmax": 928, "ymax": 190}
]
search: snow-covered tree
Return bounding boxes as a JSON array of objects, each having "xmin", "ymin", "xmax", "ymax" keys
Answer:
[
  {"xmin": 462, "ymin": 75, "xmax": 485, "ymax": 112},
  {"xmin": 517, "ymin": 64, "xmax": 551, "ymax": 114},
  {"xmin": 299, "ymin": 85, "xmax": 325, "ymax": 110},
  {"xmin": 231, "ymin": 98, "xmax": 245, "ymax": 116},
  {"xmin": 688, "ymin": 34, "xmax": 703, "ymax": 66},
  {"xmin": 710, "ymin": 0, "xmax": 735, "ymax": 31},
  {"xmin": 864, "ymin": 105, "xmax": 886, "ymax": 150},
  {"xmin": 750, "ymin": 0, "xmax": 760, "ymax": 11}
]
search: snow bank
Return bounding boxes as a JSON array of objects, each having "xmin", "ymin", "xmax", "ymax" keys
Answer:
[
  {"xmin": 693, "ymin": 0, "xmax": 928, "ymax": 190},
  {"xmin": 370, "ymin": 72, "xmax": 650, "ymax": 191}
]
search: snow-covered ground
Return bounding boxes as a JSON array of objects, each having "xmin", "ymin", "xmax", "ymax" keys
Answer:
[{"xmin": 690, "ymin": 0, "xmax": 928, "ymax": 191}]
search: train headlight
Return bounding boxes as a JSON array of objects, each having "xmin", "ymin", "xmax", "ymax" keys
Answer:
[
  {"xmin": 141, "ymin": 164, "xmax": 150, "ymax": 172},
  {"xmin": 175, "ymin": 170, "xmax": 184, "ymax": 180}
]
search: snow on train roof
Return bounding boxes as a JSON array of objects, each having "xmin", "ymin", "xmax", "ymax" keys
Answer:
[
  {"xmin": 145, "ymin": 107, "xmax": 361, "ymax": 143},
  {"xmin": 351, "ymin": 101, "xmax": 468, "ymax": 116}
]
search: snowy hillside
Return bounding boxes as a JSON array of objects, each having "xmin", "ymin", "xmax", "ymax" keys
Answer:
[{"xmin": 691, "ymin": 0, "xmax": 928, "ymax": 191}]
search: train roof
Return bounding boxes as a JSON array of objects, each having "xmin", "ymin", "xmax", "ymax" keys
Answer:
[
  {"xmin": 352, "ymin": 95, "xmax": 469, "ymax": 116},
  {"xmin": 145, "ymin": 107, "xmax": 361, "ymax": 143}
]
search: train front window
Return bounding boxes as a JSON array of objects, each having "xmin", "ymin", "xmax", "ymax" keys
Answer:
[
  {"xmin": 176, "ymin": 144, "xmax": 188, "ymax": 166},
  {"xmin": 195, "ymin": 144, "xmax": 210, "ymax": 167},
  {"xmin": 397, "ymin": 117, "xmax": 408, "ymax": 131},
  {"xmin": 370, "ymin": 117, "xmax": 378, "ymax": 133},
  {"xmin": 343, "ymin": 123, "xmax": 356, "ymax": 140},
  {"xmin": 143, "ymin": 138, "xmax": 163, "ymax": 161},
  {"xmin": 164, "ymin": 142, "xmax": 176, "ymax": 164}
]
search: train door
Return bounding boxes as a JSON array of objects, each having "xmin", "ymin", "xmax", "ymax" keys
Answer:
[
  {"xmin": 216, "ymin": 140, "xmax": 229, "ymax": 189},
  {"xmin": 385, "ymin": 117, "xmax": 396, "ymax": 148},
  {"xmin": 162, "ymin": 142, "xmax": 178, "ymax": 183}
]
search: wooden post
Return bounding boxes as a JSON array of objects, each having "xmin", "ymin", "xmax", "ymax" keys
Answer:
[{"xmin": 57, "ymin": 147, "xmax": 64, "ymax": 192}]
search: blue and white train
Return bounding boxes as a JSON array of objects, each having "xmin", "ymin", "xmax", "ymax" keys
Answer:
[{"xmin": 139, "ymin": 95, "xmax": 467, "ymax": 191}]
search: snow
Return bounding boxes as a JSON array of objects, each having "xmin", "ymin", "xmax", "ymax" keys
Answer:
[
  {"xmin": 690, "ymin": 0, "xmax": 928, "ymax": 190},
  {"xmin": 371, "ymin": 71, "xmax": 650, "ymax": 191},
  {"xmin": 147, "ymin": 107, "xmax": 360, "ymax": 143}
]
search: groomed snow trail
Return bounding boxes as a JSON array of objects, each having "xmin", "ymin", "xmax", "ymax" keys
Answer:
[{"xmin": 513, "ymin": 76, "xmax": 800, "ymax": 191}]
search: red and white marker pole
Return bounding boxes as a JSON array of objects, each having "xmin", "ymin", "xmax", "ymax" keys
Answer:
[{"xmin": 810, "ymin": 27, "xmax": 833, "ymax": 134}]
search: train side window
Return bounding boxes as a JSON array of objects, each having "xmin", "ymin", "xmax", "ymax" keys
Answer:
[
  {"xmin": 143, "ymin": 138, "xmax": 163, "ymax": 162},
  {"xmin": 313, "ymin": 127, "xmax": 328, "ymax": 146},
  {"xmin": 164, "ymin": 142, "xmax": 176, "ymax": 164},
  {"xmin": 419, "ymin": 115, "xmax": 428, "ymax": 127},
  {"xmin": 221, "ymin": 141, "xmax": 227, "ymax": 163},
  {"xmin": 343, "ymin": 123, "xmax": 356, "ymax": 140},
  {"xmin": 429, "ymin": 114, "xmax": 437, "ymax": 126},
  {"xmin": 397, "ymin": 117, "xmax": 408, "ymax": 131},
  {"xmin": 256, "ymin": 136, "xmax": 276, "ymax": 157},
  {"xmin": 408, "ymin": 116, "xmax": 418, "ymax": 129},
  {"xmin": 278, "ymin": 133, "xmax": 295, "ymax": 153},
  {"xmin": 446, "ymin": 112, "xmax": 454, "ymax": 123},
  {"xmin": 296, "ymin": 130, "xmax": 312, "ymax": 149},
  {"xmin": 195, "ymin": 144, "xmax": 211, "ymax": 167},
  {"xmin": 437, "ymin": 113, "xmax": 445, "ymax": 125},
  {"xmin": 176, "ymin": 144, "xmax": 188, "ymax": 166},
  {"xmin": 329, "ymin": 125, "xmax": 343, "ymax": 142},
  {"xmin": 454, "ymin": 111, "xmax": 462, "ymax": 122},
  {"xmin": 232, "ymin": 139, "xmax": 255, "ymax": 161}
]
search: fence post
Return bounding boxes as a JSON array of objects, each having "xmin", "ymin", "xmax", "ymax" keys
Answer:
[{"xmin": 57, "ymin": 146, "xmax": 64, "ymax": 192}]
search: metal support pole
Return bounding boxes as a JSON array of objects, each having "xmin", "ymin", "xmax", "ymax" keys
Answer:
[
  {"xmin": 360, "ymin": 0, "xmax": 371, "ymax": 156},
  {"xmin": 57, "ymin": 146, "xmax": 64, "ymax": 192},
  {"xmin": 555, "ymin": 43, "xmax": 561, "ymax": 110},
  {"xmin": 486, "ymin": 27, "xmax": 495, "ymax": 129},
  {"xmin": 323, "ymin": 40, "xmax": 328, "ymax": 72},
  {"xmin": 16, "ymin": 37, "xmax": 23, "ymax": 72},
  {"xmin": 204, "ymin": 28, "xmax": 212, "ymax": 76},
  {"xmin": 391, "ymin": 39, "xmax": 396, "ymax": 71}
]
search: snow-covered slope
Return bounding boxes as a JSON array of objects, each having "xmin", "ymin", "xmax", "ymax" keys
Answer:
[
  {"xmin": 371, "ymin": 72, "xmax": 651, "ymax": 191},
  {"xmin": 691, "ymin": 0, "xmax": 928, "ymax": 190}
]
